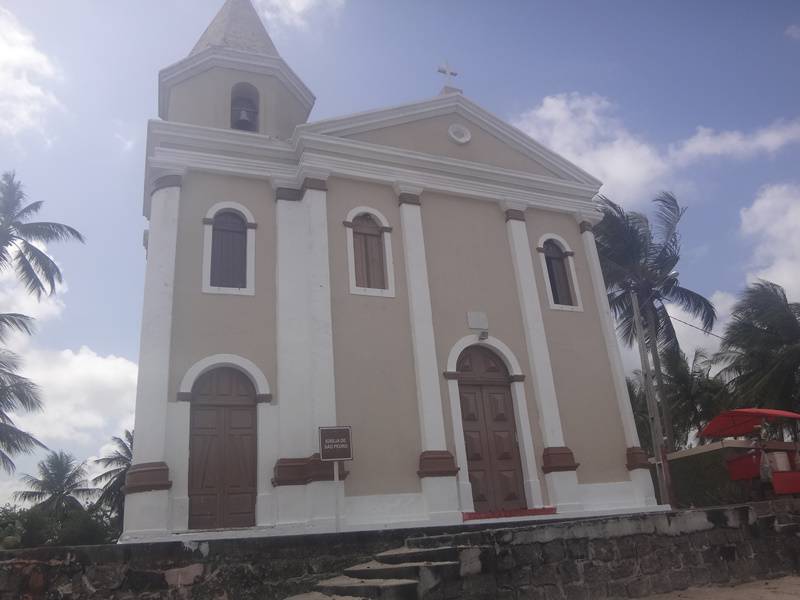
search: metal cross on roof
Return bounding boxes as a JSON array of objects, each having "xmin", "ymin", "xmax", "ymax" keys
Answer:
[{"xmin": 437, "ymin": 61, "xmax": 459, "ymax": 85}]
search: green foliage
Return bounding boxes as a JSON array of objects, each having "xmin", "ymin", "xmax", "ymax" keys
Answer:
[
  {"xmin": 715, "ymin": 280, "xmax": 800, "ymax": 416},
  {"xmin": 628, "ymin": 349, "xmax": 733, "ymax": 453},
  {"xmin": 668, "ymin": 451, "xmax": 752, "ymax": 508},
  {"xmin": 14, "ymin": 451, "xmax": 95, "ymax": 521},
  {"xmin": 92, "ymin": 430, "xmax": 132, "ymax": 526},
  {"xmin": 0, "ymin": 172, "xmax": 84, "ymax": 299},
  {"xmin": 0, "ymin": 312, "xmax": 44, "ymax": 475},
  {"xmin": 595, "ymin": 193, "xmax": 717, "ymax": 451},
  {"xmin": 594, "ymin": 193, "xmax": 717, "ymax": 352},
  {"xmin": 55, "ymin": 508, "xmax": 114, "ymax": 546}
]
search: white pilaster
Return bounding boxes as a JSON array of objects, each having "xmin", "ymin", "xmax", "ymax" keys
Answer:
[
  {"xmin": 505, "ymin": 210, "xmax": 581, "ymax": 510},
  {"xmin": 580, "ymin": 220, "xmax": 656, "ymax": 505},
  {"xmin": 275, "ymin": 193, "xmax": 313, "ymax": 458},
  {"xmin": 274, "ymin": 180, "xmax": 339, "ymax": 525},
  {"xmin": 398, "ymin": 197, "xmax": 447, "ymax": 452},
  {"xmin": 306, "ymin": 187, "xmax": 337, "ymax": 433},
  {"xmin": 398, "ymin": 188, "xmax": 459, "ymax": 519},
  {"xmin": 123, "ymin": 179, "xmax": 181, "ymax": 538}
]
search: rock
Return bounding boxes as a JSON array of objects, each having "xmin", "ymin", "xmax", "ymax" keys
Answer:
[{"xmin": 164, "ymin": 564, "xmax": 203, "ymax": 587}]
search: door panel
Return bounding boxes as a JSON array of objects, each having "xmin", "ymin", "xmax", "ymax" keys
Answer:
[
  {"xmin": 457, "ymin": 349, "xmax": 527, "ymax": 514},
  {"xmin": 483, "ymin": 385, "xmax": 526, "ymax": 511},
  {"xmin": 189, "ymin": 368, "xmax": 257, "ymax": 530}
]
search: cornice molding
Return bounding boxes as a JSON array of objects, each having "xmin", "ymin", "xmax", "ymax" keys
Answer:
[
  {"xmin": 158, "ymin": 47, "xmax": 315, "ymax": 120},
  {"xmin": 143, "ymin": 119, "xmax": 602, "ymax": 220}
]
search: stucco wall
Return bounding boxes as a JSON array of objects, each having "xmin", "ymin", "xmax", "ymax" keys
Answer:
[
  {"xmin": 166, "ymin": 67, "xmax": 308, "ymax": 138},
  {"xmin": 326, "ymin": 177, "xmax": 422, "ymax": 497},
  {"xmin": 346, "ymin": 114, "xmax": 559, "ymax": 178},
  {"xmin": 420, "ymin": 193, "xmax": 549, "ymax": 504},
  {"xmin": 525, "ymin": 209, "xmax": 629, "ymax": 484},
  {"xmin": 168, "ymin": 171, "xmax": 276, "ymax": 407}
]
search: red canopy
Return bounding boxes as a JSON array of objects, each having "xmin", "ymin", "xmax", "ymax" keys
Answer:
[{"xmin": 701, "ymin": 408, "xmax": 800, "ymax": 439}]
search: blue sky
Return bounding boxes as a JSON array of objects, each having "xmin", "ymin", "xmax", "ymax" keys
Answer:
[{"xmin": 0, "ymin": 0, "xmax": 798, "ymax": 499}]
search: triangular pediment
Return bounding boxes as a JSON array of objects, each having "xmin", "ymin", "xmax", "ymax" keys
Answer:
[{"xmin": 300, "ymin": 94, "xmax": 601, "ymax": 187}]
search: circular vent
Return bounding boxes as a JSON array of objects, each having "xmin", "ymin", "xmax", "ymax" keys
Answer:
[{"xmin": 448, "ymin": 123, "xmax": 472, "ymax": 145}]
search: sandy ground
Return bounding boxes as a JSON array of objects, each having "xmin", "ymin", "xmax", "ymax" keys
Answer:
[{"xmin": 644, "ymin": 576, "xmax": 800, "ymax": 599}]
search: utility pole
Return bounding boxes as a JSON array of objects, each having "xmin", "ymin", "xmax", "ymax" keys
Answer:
[{"xmin": 630, "ymin": 289, "xmax": 672, "ymax": 505}]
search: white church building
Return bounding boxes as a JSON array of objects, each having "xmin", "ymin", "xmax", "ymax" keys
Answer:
[{"xmin": 122, "ymin": 0, "xmax": 658, "ymax": 542}]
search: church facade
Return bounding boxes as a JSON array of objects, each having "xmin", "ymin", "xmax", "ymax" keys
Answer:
[{"xmin": 122, "ymin": 0, "xmax": 658, "ymax": 542}]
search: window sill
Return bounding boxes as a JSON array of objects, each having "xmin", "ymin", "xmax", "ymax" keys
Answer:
[
  {"xmin": 548, "ymin": 303, "xmax": 583, "ymax": 312},
  {"xmin": 202, "ymin": 285, "xmax": 255, "ymax": 297},
  {"xmin": 350, "ymin": 286, "xmax": 395, "ymax": 298}
]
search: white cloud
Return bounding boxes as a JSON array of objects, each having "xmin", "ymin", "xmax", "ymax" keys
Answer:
[
  {"xmin": 786, "ymin": 24, "xmax": 800, "ymax": 40},
  {"xmin": 14, "ymin": 346, "xmax": 136, "ymax": 446},
  {"xmin": 0, "ymin": 8, "xmax": 61, "ymax": 137},
  {"xmin": 513, "ymin": 93, "xmax": 800, "ymax": 205},
  {"xmin": 669, "ymin": 119, "xmax": 800, "ymax": 166},
  {"xmin": 256, "ymin": 0, "xmax": 345, "ymax": 29},
  {"xmin": 513, "ymin": 93, "xmax": 669, "ymax": 204},
  {"xmin": 740, "ymin": 182, "xmax": 800, "ymax": 300}
]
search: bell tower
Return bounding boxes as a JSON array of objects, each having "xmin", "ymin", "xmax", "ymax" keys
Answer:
[{"xmin": 157, "ymin": 0, "xmax": 314, "ymax": 139}]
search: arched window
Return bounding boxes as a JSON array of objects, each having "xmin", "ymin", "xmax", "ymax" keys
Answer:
[
  {"xmin": 202, "ymin": 203, "xmax": 256, "ymax": 296},
  {"xmin": 352, "ymin": 214, "xmax": 386, "ymax": 289},
  {"xmin": 210, "ymin": 211, "xmax": 247, "ymax": 288},
  {"xmin": 344, "ymin": 207, "xmax": 395, "ymax": 298},
  {"xmin": 538, "ymin": 237, "xmax": 582, "ymax": 310},
  {"xmin": 231, "ymin": 82, "xmax": 259, "ymax": 132}
]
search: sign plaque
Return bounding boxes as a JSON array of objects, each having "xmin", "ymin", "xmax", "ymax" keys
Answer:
[{"xmin": 319, "ymin": 426, "xmax": 353, "ymax": 462}]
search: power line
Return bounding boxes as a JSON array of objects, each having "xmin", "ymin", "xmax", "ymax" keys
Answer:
[{"xmin": 666, "ymin": 312, "xmax": 724, "ymax": 340}]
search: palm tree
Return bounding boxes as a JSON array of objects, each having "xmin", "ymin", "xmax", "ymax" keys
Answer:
[
  {"xmin": 715, "ymin": 281, "xmax": 800, "ymax": 424},
  {"xmin": 0, "ymin": 312, "xmax": 44, "ymax": 473},
  {"xmin": 594, "ymin": 193, "xmax": 717, "ymax": 451},
  {"xmin": 14, "ymin": 451, "xmax": 94, "ymax": 520},
  {"xmin": 92, "ymin": 430, "xmax": 133, "ymax": 521},
  {"xmin": 0, "ymin": 172, "xmax": 84, "ymax": 298},
  {"xmin": 628, "ymin": 349, "xmax": 730, "ymax": 452}
]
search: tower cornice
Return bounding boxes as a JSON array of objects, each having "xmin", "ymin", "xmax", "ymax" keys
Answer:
[{"xmin": 158, "ymin": 47, "xmax": 315, "ymax": 122}]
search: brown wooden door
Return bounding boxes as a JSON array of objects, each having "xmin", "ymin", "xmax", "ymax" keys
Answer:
[
  {"xmin": 457, "ymin": 347, "xmax": 526, "ymax": 513},
  {"xmin": 189, "ymin": 367, "xmax": 257, "ymax": 529}
]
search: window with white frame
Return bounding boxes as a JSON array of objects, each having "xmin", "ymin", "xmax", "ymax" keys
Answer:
[
  {"xmin": 344, "ymin": 207, "xmax": 395, "ymax": 298},
  {"xmin": 202, "ymin": 202, "xmax": 256, "ymax": 296},
  {"xmin": 537, "ymin": 234, "xmax": 582, "ymax": 311}
]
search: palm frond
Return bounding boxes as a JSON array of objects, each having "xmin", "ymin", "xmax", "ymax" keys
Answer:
[
  {"xmin": 13, "ymin": 246, "xmax": 48, "ymax": 298},
  {"xmin": 11, "ymin": 201, "xmax": 43, "ymax": 223},
  {"xmin": 665, "ymin": 285, "xmax": 717, "ymax": 332},
  {"xmin": 0, "ymin": 313, "xmax": 35, "ymax": 342},
  {"xmin": 18, "ymin": 240, "xmax": 61, "ymax": 296},
  {"xmin": 15, "ymin": 222, "xmax": 84, "ymax": 244}
]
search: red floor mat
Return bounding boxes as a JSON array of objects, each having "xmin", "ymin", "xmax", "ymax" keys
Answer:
[{"xmin": 462, "ymin": 506, "xmax": 557, "ymax": 521}]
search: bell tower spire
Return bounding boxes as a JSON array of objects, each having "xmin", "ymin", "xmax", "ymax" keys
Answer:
[
  {"xmin": 191, "ymin": 0, "xmax": 279, "ymax": 58},
  {"xmin": 158, "ymin": 0, "xmax": 315, "ymax": 138}
]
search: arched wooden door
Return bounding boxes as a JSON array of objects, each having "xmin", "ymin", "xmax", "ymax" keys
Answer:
[
  {"xmin": 188, "ymin": 367, "xmax": 257, "ymax": 529},
  {"xmin": 457, "ymin": 346, "xmax": 526, "ymax": 513}
]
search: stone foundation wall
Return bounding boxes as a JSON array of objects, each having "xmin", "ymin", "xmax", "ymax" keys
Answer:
[
  {"xmin": 409, "ymin": 500, "xmax": 800, "ymax": 599},
  {"xmin": 0, "ymin": 500, "xmax": 798, "ymax": 599}
]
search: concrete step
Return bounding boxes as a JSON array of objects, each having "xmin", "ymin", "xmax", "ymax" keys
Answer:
[
  {"xmin": 316, "ymin": 575, "xmax": 417, "ymax": 600},
  {"xmin": 775, "ymin": 522, "xmax": 800, "ymax": 534},
  {"xmin": 374, "ymin": 546, "xmax": 460, "ymax": 565},
  {"xmin": 285, "ymin": 593, "xmax": 367, "ymax": 600},
  {"xmin": 344, "ymin": 559, "xmax": 459, "ymax": 581}
]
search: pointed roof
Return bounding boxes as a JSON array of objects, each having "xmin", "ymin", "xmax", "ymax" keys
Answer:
[{"xmin": 190, "ymin": 0, "xmax": 279, "ymax": 57}]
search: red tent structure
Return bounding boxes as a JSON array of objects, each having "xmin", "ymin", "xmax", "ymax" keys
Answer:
[
  {"xmin": 701, "ymin": 408, "xmax": 800, "ymax": 439},
  {"xmin": 699, "ymin": 408, "xmax": 800, "ymax": 495}
]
